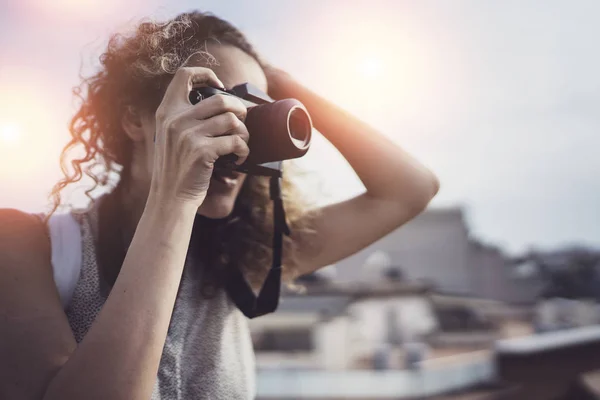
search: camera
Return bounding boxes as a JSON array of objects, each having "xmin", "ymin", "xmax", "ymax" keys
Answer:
[
  {"xmin": 189, "ymin": 83, "xmax": 312, "ymax": 174},
  {"xmin": 189, "ymin": 84, "xmax": 311, "ymax": 317}
]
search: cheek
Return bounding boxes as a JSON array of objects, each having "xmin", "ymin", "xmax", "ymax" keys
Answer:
[
  {"xmin": 145, "ymin": 137, "xmax": 157, "ymax": 175},
  {"xmin": 140, "ymin": 117, "xmax": 158, "ymax": 173},
  {"xmin": 237, "ymin": 174, "xmax": 248, "ymax": 192}
]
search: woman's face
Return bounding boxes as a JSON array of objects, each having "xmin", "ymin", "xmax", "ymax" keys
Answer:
[{"xmin": 137, "ymin": 44, "xmax": 268, "ymax": 218}]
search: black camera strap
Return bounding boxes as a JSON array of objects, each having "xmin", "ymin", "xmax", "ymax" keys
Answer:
[{"xmin": 225, "ymin": 171, "xmax": 290, "ymax": 318}]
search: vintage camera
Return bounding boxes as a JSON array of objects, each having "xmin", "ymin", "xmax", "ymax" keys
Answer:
[
  {"xmin": 189, "ymin": 83, "xmax": 312, "ymax": 317},
  {"xmin": 189, "ymin": 83, "xmax": 312, "ymax": 174}
]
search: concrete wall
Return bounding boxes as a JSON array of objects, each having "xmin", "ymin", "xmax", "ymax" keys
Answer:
[
  {"xmin": 333, "ymin": 207, "xmax": 544, "ymax": 303},
  {"xmin": 335, "ymin": 209, "xmax": 472, "ymax": 294},
  {"xmin": 468, "ymin": 242, "xmax": 544, "ymax": 304},
  {"xmin": 346, "ymin": 295, "xmax": 438, "ymax": 354},
  {"xmin": 314, "ymin": 316, "xmax": 354, "ymax": 369}
]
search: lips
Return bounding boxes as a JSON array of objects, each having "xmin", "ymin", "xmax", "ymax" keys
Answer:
[{"xmin": 211, "ymin": 168, "xmax": 241, "ymax": 188}]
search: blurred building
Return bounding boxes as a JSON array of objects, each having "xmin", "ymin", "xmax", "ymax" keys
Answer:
[
  {"xmin": 468, "ymin": 240, "xmax": 544, "ymax": 304},
  {"xmin": 250, "ymin": 280, "xmax": 503, "ymax": 398},
  {"xmin": 516, "ymin": 247, "xmax": 600, "ymax": 332},
  {"xmin": 333, "ymin": 207, "xmax": 544, "ymax": 304},
  {"xmin": 334, "ymin": 208, "xmax": 472, "ymax": 294},
  {"xmin": 535, "ymin": 298, "xmax": 600, "ymax": 332},
  {"xmin": 250, "ymin": 207, "xmax": 556, "ymax": 398},
  {"xmin": 251, "ymin": 206, "xmax": 548, "ymax": 369},
  {"xmin": 249, "ymin": 281, "xmax": 436, "ymax": 371}
]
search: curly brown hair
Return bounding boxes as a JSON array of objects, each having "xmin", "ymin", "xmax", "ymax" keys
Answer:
[{"xmin": 49, "ymin": 11, "xmax": 317, "ymax": 293}]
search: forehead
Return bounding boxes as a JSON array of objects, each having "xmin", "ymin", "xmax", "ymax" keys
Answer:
[{"xmin": 197, "ymin": 43, "xmax": 267, "ymax": 93}]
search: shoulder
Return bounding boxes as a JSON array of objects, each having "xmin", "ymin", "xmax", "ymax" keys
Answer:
[
  {"xmin": 0, "ymin": 208, "xmax": 51, "ymax": 270},
  {"xmin": 0, "ymin": 211, "xmax": 76, "ymax": 399}
]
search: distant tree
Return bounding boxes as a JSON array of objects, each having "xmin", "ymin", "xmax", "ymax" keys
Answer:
[
  {"xmin": 545, "ymin": 251, "xmax": 600, "ymax": 299},
  {"xmin": 295, "ymin": 272, "xmax": 324, "ymax": 284},
  {"xmin": 517, "ymin": 248, "xmax": 600, "ymax": 300},
  {"xmin": 383, "ymin": 266, "xmax": 405, "ymax": 281}
]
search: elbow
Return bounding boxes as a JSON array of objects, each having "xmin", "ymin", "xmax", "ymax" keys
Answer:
[
  {"xmin": 403, "ymin": 171, "xmax": 440, "ymax": 217},
  {"xmin": 366, "ymin": 170, "xmax": 440, "ymax": 219},
  {"xmin": 428, "ymin": 172, "xmax": 441, "ymax": 200}
]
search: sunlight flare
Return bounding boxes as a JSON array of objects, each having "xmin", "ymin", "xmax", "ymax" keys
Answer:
[
  {"xmin": 358, "ymin": 57, "xmax": 384, "ymax": 80},
  {"xmin": 0, "ymin": 123, "xmax": 21, "ymax": 145}
]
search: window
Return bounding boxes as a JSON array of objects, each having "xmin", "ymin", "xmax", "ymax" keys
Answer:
[{"xmin": 254, "ymin": 328, "xmax": 314, "ymax": 352}]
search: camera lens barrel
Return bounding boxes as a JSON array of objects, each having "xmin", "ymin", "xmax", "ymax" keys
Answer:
[
  {"xmin": 244, "ymin": 99, "xmax": 312, "ymax": 165},
  {"xmin": 189, "ymin": 86, "xmax": 312, "ymax": 166}
]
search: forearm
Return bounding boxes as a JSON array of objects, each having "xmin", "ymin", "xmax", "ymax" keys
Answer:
[
  {"xmin": 282, "ymin": 78, "xmax": 439, "ymax": 208},
  {"xmin": 44, "ymin": 197, "xmax": 198, "ymax": 400}
]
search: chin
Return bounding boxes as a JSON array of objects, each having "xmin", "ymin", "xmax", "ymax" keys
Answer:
[
  {"xmin": 198, "ymin": 171, "xmax": 246, "ymax": 219},
  {"xmin": 197, "ymin": 195, "xmax": 237, "ymax": 219}
]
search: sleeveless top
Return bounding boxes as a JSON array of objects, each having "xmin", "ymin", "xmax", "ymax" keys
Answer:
[{"xmin": 47, "ymin": 203, "xmax": 257, "ymax": 400}]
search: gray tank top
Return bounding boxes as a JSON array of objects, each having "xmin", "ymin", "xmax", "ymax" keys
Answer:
[{"xmin": 48, "ymin": 205, "xmax": 256, "ymax": 399}]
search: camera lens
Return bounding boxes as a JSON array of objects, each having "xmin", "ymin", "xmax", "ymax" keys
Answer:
[
  {"xmin": 287, "ymin": 107, "xmax": 311, "ymax": 148},
  {"xmin": 243, "ymin": 99, "xmax": 312, "ymax": 164}
]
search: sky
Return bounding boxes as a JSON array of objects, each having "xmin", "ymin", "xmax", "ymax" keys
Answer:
[{"xmin": 0, "ymin": 0, "xmax": 598, "ymax": 254}]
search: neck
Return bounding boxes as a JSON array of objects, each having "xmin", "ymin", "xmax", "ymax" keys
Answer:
[
  {"xmin": 95, "ymin": 174, "xmax": 151, "ymax": 289},
  {"xmin": 116, "ymin": 175, "xmax": 151, "ymax": 248}
]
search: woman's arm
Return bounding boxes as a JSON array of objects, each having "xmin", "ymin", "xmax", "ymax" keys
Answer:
[
  {"xmin": 268, "ymin": 68, "xmax": 439, "ymax": 275},
  {"xmin": 0, "ymin": 202, "xmax": 197, "ymax": 400},
  {"xmin": 43, "ymin": 199, "xmax": 198, "ymax": 400},
  {"xmin": 0, "ymin": 66, "xmax": 250, "ymax": 400}
]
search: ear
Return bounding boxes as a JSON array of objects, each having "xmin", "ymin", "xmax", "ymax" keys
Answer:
[{"xmin": 121, "ymin": 106, "xmax": 147, "ymax": 142}]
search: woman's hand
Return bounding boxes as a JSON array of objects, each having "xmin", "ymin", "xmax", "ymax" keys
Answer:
[
  {"xmin": 263, "ymin": 64, "xmax": 294, "ymax": 100},
  {"xmin": 267, "ymin": 65, "xmax": 439, "ymax": 277},
  {"xmin": 150, "ymin": 67, "xmax": 250, "ymax": 207}
]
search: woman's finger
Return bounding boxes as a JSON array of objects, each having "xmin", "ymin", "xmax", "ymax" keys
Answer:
[
  {"xmin": 198, "ymin": 112, "xmax": 249, "ymax": 140},
  {"xmin": 193, "ymin": 134, "xmax": 250, "ymax": 166},
  {"xmin": 182, "ymin": 93, "xmax": 248, "ymax": 122},
  {"xmin": 181, "ymin": 112, "xmax": 250, "ymax": 158},
  {"xmin": 161, "ymin": 67, "xmax": 224, "ymax": 108}
]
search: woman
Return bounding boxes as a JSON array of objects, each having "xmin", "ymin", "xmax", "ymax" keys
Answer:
[{"xmin": 0, "ymin": 11, "xmax": 438, "ymax": 400}]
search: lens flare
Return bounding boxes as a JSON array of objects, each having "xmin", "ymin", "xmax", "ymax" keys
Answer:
[
  {"xmin": 0, "ymin": 123, "xmax": 20, "ymax": 145},
  {"xmin": 358, "ymin": 57, "xmax": 384, "ymax": 80},
  {"xmin": 0, "ymin": 66, "xmax": 67, "ymax": 209}
]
